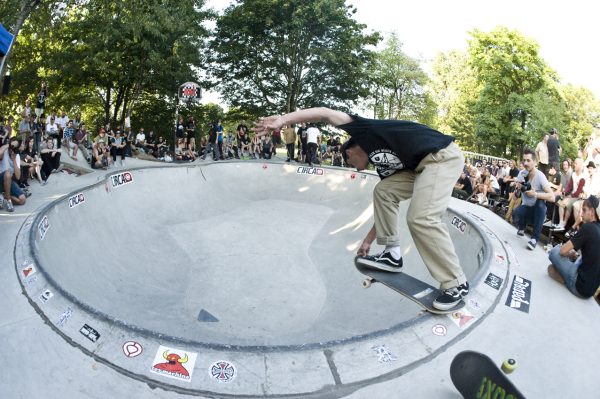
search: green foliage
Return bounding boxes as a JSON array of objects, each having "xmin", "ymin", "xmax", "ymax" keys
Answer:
[
  {"xmin": 559, "ymin": 84, "xmax": 600, "ymax": 159},
  {"xmin": 430, "ymin": 50, "xmax": 478, "ymax": 147},
  {"xmin": 367, "ymin": 33, "xmax": 435, "ymax": 124},
  {"xmin": 209, "ymin": 0, "xmax": 380, "ymax": 114}
]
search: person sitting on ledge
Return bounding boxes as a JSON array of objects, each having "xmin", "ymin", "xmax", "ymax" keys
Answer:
[{"xmin": 547, "ymin": 195, "xmax": 600, "ymax": 299}]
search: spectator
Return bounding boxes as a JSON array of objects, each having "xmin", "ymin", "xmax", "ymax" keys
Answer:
[
  {"xmin": 5, "ymin": 115, "xmax": 14, "ymax": 142},
  {"xmin": 271, "ymin": 127, "xmax": 281, "ymax": 157},
  {"xmin": 298, "ymin": 123, "xmax": 308, "ymax": 162},
  {"xmin": 547, "ymin": 128, "xmax": 562, "ymax": 171},
  {"xmin": 40, "ymin": 138, "xmax": 62, "ymax": 180},
  {"xmin": 175, "ymin": 115, "xmax": 185, "ymax": 143},
  {"xmin": 535, "ymin": 133, "xmax": 549, "ymax": 176},
  {"xmin": 544, "ymin": 164, "xmax": 562, "ymax": 228},
  {"xmin": 73, "ymin": 123, "xmax": 90, "ymax": 163},
  {"xmin": 250, "ymin": 133, "xmax": 261, "ymax": 159},
  {"xmin": 306, "ymin": 123, "xmax": 320, "ymax": 166},
  {"xmin": 20, "ymin": 137, "xmax": 43, "ymax": 185},
  {"xmin": 216, "ymin": 122, "xmax": 224, "ymax": 159},
  {"xmin": 547, "ymin": 195, "xmax": 600, "ymax": 299},
  {"xmin": 201, "ymin": 122, "xmax": 220, "ymax": 161},
  {"xmin": 186, "ymin": 116, "xmax": 196, "ymax": 152},
  {"xmin": 91, "ymin": 142, "xmax": 108, "ymax": 169},
  {"xmin": 512, "ymin": 148, "xmax": 555, "ymax": 250},
  {"xmin": 19, "ymin": 99, "xmax": 32, "ymax": 138},
  {"xmin": 0, "ymin": 116, "xmax": 7, "ymax": 145},
  {"xmin": 56, "ymin": 110, "xmax": 69, "ymax": 133},
  {"xmin": 471, "ymin": 168, "xmax": 496, "ymax": 206},
  {"xmin": 261, "ymin": 134, "xmax": 273, "ymax": 159},
  {"xmin": 554, "ymin": 158, "xmax": 587, "ymax": 232},
  {"xmin": 569, "ymin": 161, "xmax": 600, "ymax": 236},
  {"xmin": 453, "ymin": 171, "xmax": 473, "ymax": 200},
  {"xmin": 45, "ymin": 115, "xmax": 60, "ymax": 148},
  {"xmin": 109, "ymin": 130, "xmax": 126, "ymax": 166},
  {"xmin": 283, "ymin": 124, "xmax": 296, "ymax": 163},
  {"xmin": 224, "ymin": 130, "xmax": 237, "ymax": 159},
  {"xmin": 145, "ymin": 130, "xmax": 157, "ymax": 157},
  {"xmin": 135, "ymin": 128, "xmax": 146, "ymax": 150},
  {"xmin": 503, "ymin": 159, "xmax": 520, "ymax": 199},
  {"xmin": 0, "ymin": 137, "xmax": 27, "ymax": 212},
  {"xmin": 62, "ymin": 120, "xmax": 78, "ymax": 160},
  {"xmin": 237, "ymin": 124, "xmax": 251, "ymax": 158},
  {"xmin": 34, "ymin": 81, "xmax": 48, "ymax": 123},
  {"xmin": 175, "ymin": 138, "xmax": 195, "ymax": 162},
  {"xmin": 496, "ymin": 160, "xmax": 510, "ymax": 197},
  {"xmin": 156, "ymin": 136, "xmax": 168, "ymax": 160}
]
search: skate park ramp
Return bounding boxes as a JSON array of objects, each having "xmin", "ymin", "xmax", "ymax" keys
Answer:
[{"xmin": 18, "ymin": 161, "xmax": 502, "ymax": 396}]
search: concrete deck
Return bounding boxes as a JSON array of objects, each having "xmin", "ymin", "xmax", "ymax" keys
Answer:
[{"xmin": 1, "ymin": 153, "xmax": 598, "ymax": 398}]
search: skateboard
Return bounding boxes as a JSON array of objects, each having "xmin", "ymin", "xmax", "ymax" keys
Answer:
[
  {"xmin": 354, "ymin": 258, "xmax": 465, "ymax": 314},
  {"xmin": 450, "ymin": 350, "xmax": 524, "ymax": 399}
]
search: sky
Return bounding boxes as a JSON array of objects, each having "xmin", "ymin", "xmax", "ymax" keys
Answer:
[{"xmin": 204, "ymin": 0, "xmax": 600, "ymax": 106}]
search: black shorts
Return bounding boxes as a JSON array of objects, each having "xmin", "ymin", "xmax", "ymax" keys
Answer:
[{"xmin": 272, "ymin": 136, "xmax": 281, "ymax": 145}]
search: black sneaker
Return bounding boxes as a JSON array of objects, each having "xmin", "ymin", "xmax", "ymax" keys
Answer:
[
  {"xmin": 433, "ymin": 282, "xmax": 469, "ymax": 311},
  {"xmin": 517, "ymin": 229, "xmax": 524, "ymax": 236},
  {"xmin": 356, "ymin": 251, "xmax": 403, "ymax": 272}
]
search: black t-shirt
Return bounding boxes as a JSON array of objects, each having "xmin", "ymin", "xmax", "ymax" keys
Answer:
[
  {"xmin": 509, "ymin": 167, "xmax": 520, "ymax": 178},
  {"xmin": 547, "ymin": 136, "xmax": 561, "ymax": 162},
  {"xmin": 571, "ymin": 222, "xmax": 600, "ymax": 297},
  {"xmin": 146, "ymin": 135, "xmax": 156, "ymax": 145},
  {"xmin": 458, "ymin": 176, "xmax": 473, "ymax": 195},
  {"xmin": 37, "ymin": 89, "xmax": 48, "ymax": 109},
  {"xmin": 337, "ymin": 115, "xmax": 454, "ymax": 178}
]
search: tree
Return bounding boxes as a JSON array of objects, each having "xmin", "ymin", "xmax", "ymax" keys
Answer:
[
  {"xmin": 468, "ymin": 26, "xmax": 555, "ymax": 157},
  {"xmin": 366, "ymin": 33, "xmax": 434, "ymax": 124},
  {"xmin": 430, "ymin": 50, "xmax": 478, "ymax": 148},
  {"xmin": 209, "ymin": 0, "xmax": 380, "ymax": 114},
  {"xmin": 559, "ymin": 84, "xmax": 600, "ymax": 159}
]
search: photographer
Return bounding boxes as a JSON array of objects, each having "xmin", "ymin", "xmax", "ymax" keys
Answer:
[
  {"xmin": 512, "ymin": 149, "xmax": 555, "ymax": 250},
  {"xmin": 0, "ymin": 137, "xmax": 28, "ymax": 212}
]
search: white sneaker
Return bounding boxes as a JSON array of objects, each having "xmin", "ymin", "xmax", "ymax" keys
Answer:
[{"xmin": 4, "ymin": 199, "xmax": 14, "ymax": 212}]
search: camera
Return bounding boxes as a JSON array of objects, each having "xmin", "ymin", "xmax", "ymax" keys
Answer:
[{"xmin": 522, "ymin": 181, "xmax": 531, "ymax": 192}]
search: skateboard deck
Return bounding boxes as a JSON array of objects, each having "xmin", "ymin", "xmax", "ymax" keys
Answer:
[
  {"xmin": 450, "ymin": 350, "xmax": 525, "ymax": 399},
  {"xmin": 354, "ymin": 259, "xmax": 465, "ymax": 314}
]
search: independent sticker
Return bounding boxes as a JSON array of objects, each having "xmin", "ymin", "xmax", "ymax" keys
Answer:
[{"xmin": 209, "ymin": 361, "xmax": 237, "ymax": 383}]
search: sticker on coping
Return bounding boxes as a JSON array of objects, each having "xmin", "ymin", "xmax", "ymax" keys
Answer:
[
  {"xmin": 468, "ymin": 299, "xmax": 481, "ymax": 310},
  {"xmin": 432, "ymin": 324, "xmax": 448, "ymax": 336},
  {"xmin": 40, "ymin": 289, "xmax": 54, "ymax": 303},
  {"xmin": 38, "ymin": 215, "xmax": 50, "ymax": 240},
  {"xmin": 448, "ymin": 308, "xmax": 476, "ymax": 329},
  {"xmin": 371, "ymin": 345, "xmax": 397, "ymax": 363},
  {"xmin": 150, "ymin": 345, "xmax": 198, "ymax": 383},
  {"xmin": 109, "ymin": 171, "xmax": 134, "ymax": 188},
  {"xmin": 80, "ymin": 324, "xmax": 101, "ymax": 342},
  {"xmin": 505, "ymin": 275, "xmax": 532, "ymax": 313},
  {"xmin": 209, "ymin": 361, "xmax": 237, "ymax": 383},
  {"xmin": 68, "ymin": 193, "xmax": 86, "ymax": 208},
  {"xmin": 262, "ymin": 164, "xmax": 268, "ymax": 170},
  {"xmin": 24, "ymin": 275, "xmax": 38, "ymax": 287},
  {"xmin": 450, "ymin": 216, "xmax": 467, "ymax": 234},
  {"xmin": 57, "ymin": 307, "xmax": 73, "ymax": 327},
  {"xmin": 495, "ymin": 253, "xmax": 506, "ymax": 264},
  {"xmin": 361, "ymin": 174, "xmax": 367, "ymax": 179},
  {"xmin": 484, "ymin": 273, "xmax": 503, "ymax": 290},
  {"xmin": 123, "ymin": 341, "xmax": 143, "ymax": 358},
  {"xmin": 21, "ymin": 263, "xmax": 37, "ymax": 278},
  {"xmin": 104, "ymin": 182, "xmax": 109, "ymax": 192},
  {"xmin": 296, "ymin": 166, "xmax": 324, "ymax": 176},
  {"xmin": 350, "ymin": 173, "xmax": 356, "ymax": 179}
]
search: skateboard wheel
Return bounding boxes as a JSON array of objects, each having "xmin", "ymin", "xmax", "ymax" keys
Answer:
[
  {"xmin": 501, "ymin": 358, "xmax": 517, "ymax": 374},
  {"xmin": 362, "ymin": 278, "xmax": 373, "ymax": 288}
]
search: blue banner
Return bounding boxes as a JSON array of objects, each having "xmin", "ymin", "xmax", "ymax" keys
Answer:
[{"xmin": 0, "ymin": 24, "xmax": 14, "ymax": 57}]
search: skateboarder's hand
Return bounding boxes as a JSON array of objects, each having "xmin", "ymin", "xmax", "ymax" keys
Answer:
[
  {"xmin": 357, "ymin": 241, "xmax": 371, "ymax": 257},
  {"xmin": 253, "ymin": 115, "xmax": 284, "ymax": 136}
]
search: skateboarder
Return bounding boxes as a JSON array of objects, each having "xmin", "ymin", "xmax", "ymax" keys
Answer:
[{"xmin": 254, "ymin": 107, "xmax": 469, "ymax": 310}]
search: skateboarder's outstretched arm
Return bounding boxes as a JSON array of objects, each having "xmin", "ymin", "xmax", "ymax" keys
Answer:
[
  {"xmin": 253, "ymin": 108, "xmax": 352, "ymax": 136},
  {"xmin": 357, "ymin": 224, "xmax": 376, "ymax": 257}
]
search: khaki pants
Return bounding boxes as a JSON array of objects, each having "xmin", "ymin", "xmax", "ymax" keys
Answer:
[{"xmin": 373, "ymin": 142, "xmax": 466, "ymax": 289}]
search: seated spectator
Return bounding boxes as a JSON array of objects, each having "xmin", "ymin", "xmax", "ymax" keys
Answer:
[
  {"xmin": 471, "ymin": 168, "xmax": 497, "ymax": 205},
  {"xmin": 569, "ymin": 161, "xmax": 600, "ymax": 236},
  {"xmin": 512, "ymin": 148, "xmax": 555, "ymax": 250},
  {"xmin": 453, "ymin": 171, "xmax": 473, "ymax": 200},
  {"xmin": 45, "ymin": 115, "xmax": 60, "ymax": 148},
  {"xmin": 156, "ymin": 136, "xmax": 168, "ymax": 160},
  {"xmin": 186, "ymin": 116, "xmax": 196, "ymax": 152},
  {"xmin": 40, "ymin": 138, "xmax": 62, "ymax": 181},
  {"xmin": 0, "ymin": 137, "xmax": 28, "ymax": 212},
  {"xmin": 503, "ymin": 159, "xmax": 520, "ymax": 199},
  {"xmin": 261, "ymin": 134, "xmax": 273, "ymax": 159},
  {"xmin": 91, "ymin": 142, "xmax": 108, "ymax": 169},
  {"xmin": 145, "ymin": 130, "xmax": 157, "ymax": 156},
  {"xmin": 547, "ymin": 195, "xmax": 600, "ymax": 298},
  {"xmin": 544, "ymin": 164, "xmax": 562, "ymax": 228},
  {"xmin": 20, "ymin": 137, "xmax": 43, "ymax": 185},
  {"xmin": 62, "ymin": 120, "xmax": 78, "ymax": 160},
  {"xmin": 73, "ymin": 123, "xmax": 90, "ymax": 163},
  {"xmin": 135, "ymin": 128, "xmax": 146, "ymax": 151},
  {"xmin": 237, "ymin": 126, "xmax": 251, "ymax": 158},
  {"xmin": 109, "ymin": 130, "xmax": 126, "ymax": 166},
  {"xmin": 224, "ymin": 131, "xmax": 237, "ymax": 159},
  {"xmin": 554, "ymin": 158, "xmax": 587, "ymax": 232},
  {"xmin": 250, "ymin": 133, "xmax": 261, "ymax": 159},
  {"xmin": 175, "ymin": 138, "xmax": 195, "ymax": 162}
]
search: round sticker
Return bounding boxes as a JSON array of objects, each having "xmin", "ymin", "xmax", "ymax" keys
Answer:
[
  {"xmin": 432, "ymin": 324, "xmax": 447, "ymax": 336},
  {"xmin": 209, "ymin": 360, "xmax": 236, "ymax": 383},
  {"xmin": 122, "ymin": 341, "xmax": 143, "ymax": 358}
]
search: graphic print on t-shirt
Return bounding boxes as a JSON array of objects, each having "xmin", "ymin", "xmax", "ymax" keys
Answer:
[{"xmin": 369, "ymin": 149, "xmax": 405, "ymax": 177}]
